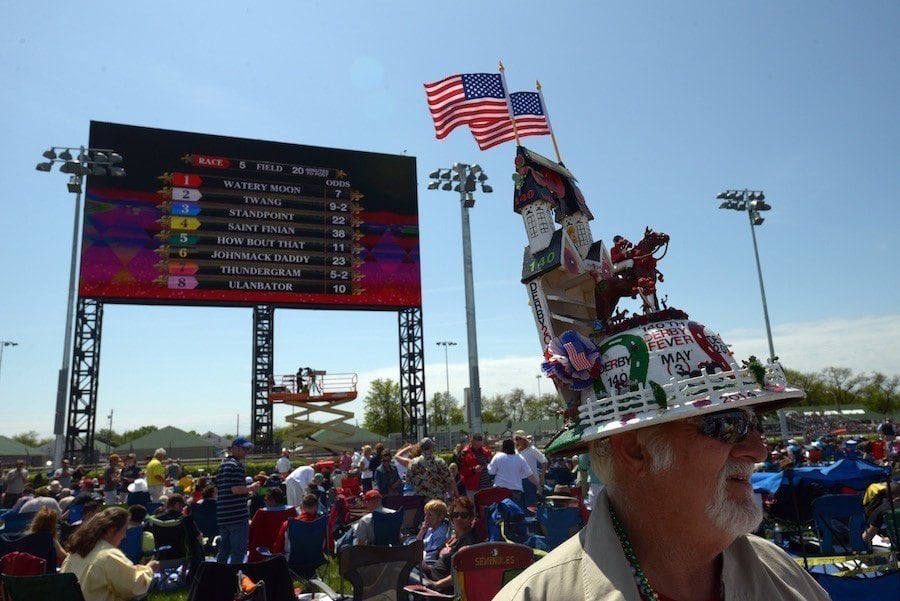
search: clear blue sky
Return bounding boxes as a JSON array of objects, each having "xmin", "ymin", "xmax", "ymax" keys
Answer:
[{"xmin": 1, "ymin": 1, "xmax": 897, "ymax": 438}]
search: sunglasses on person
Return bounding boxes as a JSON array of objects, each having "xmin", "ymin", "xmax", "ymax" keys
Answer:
[
  {"xmin": 687, "ymin": 408, "xmax": 762, "ymax": 444},
  {"xmin": 450, "ymin": 512, "xmax": 471, "ymax": 519}
]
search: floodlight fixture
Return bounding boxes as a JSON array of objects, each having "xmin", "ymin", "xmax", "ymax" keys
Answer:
[
  {"xmin": 58, "ymin": 149, "xmax": 73, "ymax": 161},
  {"xmin": 36, "ymin": 162, "xmax": 52, "ymax": 172},
  {"xmin": 441, "ymin": 182, "xmax": 452, "ymax": 191},
  {"xmin": 427, "ymin": 181, "xmax": 440, "ymax": 190}
]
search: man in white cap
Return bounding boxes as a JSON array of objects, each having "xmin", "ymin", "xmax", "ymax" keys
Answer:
[
  {"xmin": 496, "ymin": 310, "xmax": 829, "ymax": 600},
  {"xmin": 514, "ymin": 430, "xmax": 546, "ymax": 503},
  {"xmin": 275, "ymin": 448, "xmax": 292, "ymax": 478}
]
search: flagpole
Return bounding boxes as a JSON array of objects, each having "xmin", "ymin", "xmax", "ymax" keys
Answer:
[
  {"xmin": 536, "ymin": 80, "xmax": 563, "ymax": 164},
  {"xmin": 498, "ymin": 61, "xmax": 521, "ymax": 146}
]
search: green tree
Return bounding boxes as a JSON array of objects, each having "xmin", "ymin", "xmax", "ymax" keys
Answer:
[
  {"xmin": 481, "ymin": 393, "xmax": 509, "ymax": 424},
  {"xmin": 95, "ymin": 428, "xmax": 121, "ymax": 448},
  {"xmin": 504, "ymin": 388, "xmax": 527, "ymax": 422},
  {"xmin": 118, "ymin": 425, "xmax": 159, "ymax": 443},
  {"xmin": 428, "ymin": 392, "xmax": 464, "ymax": 427},
  {"xmin": 783, "ymin": 369, "xmax": 828, "ymax": 406},
  {"xmin": 522, "ymin": 392, "xmax": 567, "ymax": 421},
  {"xmin": 860, "ymin": 372, "xmax": 899, "ymax": 415},
  {"xmin": 12, "ymin": 431, "xmax": 52, "ymax": 447},
  {"xmin": 819, "ymin": 367, "xmax": 865, "ymax": 408},
  {"xmin": 363, "ymin": 378, "xmax": 402, "ymax": 435}
]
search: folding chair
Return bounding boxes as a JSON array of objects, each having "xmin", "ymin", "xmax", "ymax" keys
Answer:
[
  {"xmin": 451, "ymin": 542, "xmax": 533, "ymax": 601},
  {"xmin": 882, "ymin": 507, "xmax": 900, "ymax": 548},
  {"xmin": 382, "ymin": 495, "xmax": 425, "ymax": 537},
  {"xmin": 810, "ymin": 494, "xmax": 868, "ymax": 554},
  {"xmin": 65, "ymin": 505, "xmax": 83, "ymax": 525},
  {"xmin": 0, "ymin": 513, "xmax": 36, "ymax": 536},
  {"xmin": 473, "ymin": 488, "xmax": 512, "ymax": 542},
  {"xmin": 146, "ymin": 516, "xmax": 192, "ymax": 590},
  {"xmin": 248, "ymin": 507, "xmax": 296, "ymax": 563},
  {"xmin": 0, "ymin": 532, "xmax": 57, "ymax": 574},
  {"xmin": 118, "ymin": 526, "xmax": 149, "ymax": 565},
  {"xmin": 339, "ymin": 540, "xmax": 423, "ymax": 601},
  {"xmin": 491, "ymin": 499, "xmax": 537, "ymax": 545},
  {"xmin": 337, "ymin": 477, "xmax": 360, "ymax": 498},
  {"xmin": 0, "ymin": 572, "xmax": 86, "ymax": 601},
  {"xmin": 0, "ymin": 551, "xmax": 46, "ymax": 577},
  {"xmin": 187, "ymin": 500, "xmax": 220, "ymax": 555},
  {"xmin": 535, "ymin": 505, "xmax": 583, "ymax": 551},
  {"xmin": 187, "ymin": 554, "xmax": 297, "ymax": 601},
  {"xmin": 372, "ymin": 509, "xmax": 405, "ymax": 546}
]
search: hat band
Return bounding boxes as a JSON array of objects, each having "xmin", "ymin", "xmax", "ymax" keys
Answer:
[{"xmin": 579, "ymin": 361, "xmax": 788, "ymax": 431}]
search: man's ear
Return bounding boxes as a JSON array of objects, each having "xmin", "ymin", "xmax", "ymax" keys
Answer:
[{"xmin": 609, "ymin": 431, "xmax": 650, "ymax": 476}]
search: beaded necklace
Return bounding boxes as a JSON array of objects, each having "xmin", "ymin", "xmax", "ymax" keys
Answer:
[{"xmin": 609, "ymin": 505, "xmax": 659, "ymax": 601}]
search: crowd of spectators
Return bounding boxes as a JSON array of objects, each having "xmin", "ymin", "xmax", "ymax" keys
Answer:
[{"xmin": 0, "ymin": 429, "xmax": 591, "ymax": 599}]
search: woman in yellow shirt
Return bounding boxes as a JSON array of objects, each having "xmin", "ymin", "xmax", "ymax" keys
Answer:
[{"xmin": 62, "ymin": 507, "xmax": 159, "ymax": 601}]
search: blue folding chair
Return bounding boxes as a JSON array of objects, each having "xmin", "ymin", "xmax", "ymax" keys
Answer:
[
  {"xmin": 284, "ymin": 517, "xmax": 328, "ymax": 579},
  {"xmin": 534, "ymin": 506, "xmax": 583, "ymax": 551},
  {"xmin": 0, "ymin": 512, "xmax": 37, "ymax": 536},
  {"xmin": 811, "ymin": 494, "xmax": 868, "ymax": 554},
  {"xmin": 372, "ymin": 509, "xmax": 404, "ymax": 546},
  {"xmin": 118, "ymin": 526, "xmax": 148, "ymax": 564},
  {"xmin": 188, "ymin": 500, "xmax": 219, "ymax": 555},
  {"xmin": 65, "ymin": 504, "xmax": 83, "ymax": 525}
]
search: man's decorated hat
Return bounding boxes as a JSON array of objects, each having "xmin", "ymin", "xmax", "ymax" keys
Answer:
[
  {"xmin": 510, "ymin": 145, "xmax": 805, "ymax": 456},
  {"xmin": 543, "ymin": 309, "xmax": 804, "ymax": 456}
]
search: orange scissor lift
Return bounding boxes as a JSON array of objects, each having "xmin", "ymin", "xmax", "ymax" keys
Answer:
[{"xmin": 268, "ymin": 370, "xmax": 358, "ymax": 454}]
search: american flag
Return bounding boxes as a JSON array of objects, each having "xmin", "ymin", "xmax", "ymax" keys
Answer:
[
  {"xmin": 424, "ymin": 73, "xmax": 509, "ymax": 139},
  {"xmin": 563, "ymin": 339, "xmax": 594, "ymax": 372},
  {"xmin": 469, "ymin": 92, "xmax": 551, "ymax": 150}
]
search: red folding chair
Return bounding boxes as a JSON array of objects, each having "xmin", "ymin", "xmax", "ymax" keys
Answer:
[
  {"xmin": 473, "ymin": 487, "xmax": 512, "ymax": 542},
  {"xmin": 452, "ymin": 542, "xmax": 533, "ymax": 601},
  {"xmin": 338, "ymin": 476, "xmax": 360, "ymax": 498},
  {"xmin": 247, "ymin": 507, "xmax": 297, "ymax": 563}
]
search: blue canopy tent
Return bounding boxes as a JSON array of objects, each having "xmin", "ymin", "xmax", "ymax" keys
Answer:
[{"xmin": 751, "ymin": 458, "xmax": 890, "ymax": 494}]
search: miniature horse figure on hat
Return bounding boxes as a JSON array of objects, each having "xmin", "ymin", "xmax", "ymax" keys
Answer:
[{"xmin": 594, "ymin": 227, "xmax": 669, "ymax": 330}]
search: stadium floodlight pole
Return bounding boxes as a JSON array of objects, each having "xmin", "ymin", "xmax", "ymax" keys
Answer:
[
  {"xmin": 435, "ymin": 341, "xmax": 457, "ymax": 397},
  {"xmin": 428, "ymin": 165, "xmax": 493, "ymax": 436},
  {"xmin": 716, "ymin": 189, "xmax": 775, "ymax": 361},
  {"xmin": 0, "ymin": 341, "xmax": 18, "ymax": 392},
  {"xmin": 36, "ymin": 146, "xmax": 125, "ymax": 469},
  {"xmin": 535, "ymin": 374, "xmax": 542, "ymax": 398}
]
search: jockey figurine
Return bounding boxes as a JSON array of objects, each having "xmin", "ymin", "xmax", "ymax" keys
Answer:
[{"xmin": 611, "ymin": 235, "xmax": 634, "ymax": 275}]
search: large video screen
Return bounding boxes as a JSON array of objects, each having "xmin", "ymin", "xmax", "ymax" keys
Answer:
[{"xmin": 80, "ymin": 122, "xmax": 421, "ymax": 309}]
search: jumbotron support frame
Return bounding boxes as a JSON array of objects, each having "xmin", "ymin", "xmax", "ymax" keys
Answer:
[
  {"xmin": 65, "ymin": 298, "xmax": 103, "ymax": 464},
  {"xmin": 399, "ymin": 307, "xmax": 427, "ymax": 442},
  {"xmin": 252, "ymin": 305, "xmax": 275, "ymax": 452}
]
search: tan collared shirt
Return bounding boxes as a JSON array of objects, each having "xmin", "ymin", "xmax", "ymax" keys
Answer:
[{"xmin": 494, "ymin": 489, "xmax": 830, "ymax": 601}]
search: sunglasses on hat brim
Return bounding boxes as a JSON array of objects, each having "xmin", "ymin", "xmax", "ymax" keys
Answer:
[{"xmin": 686, "ymin": 408, "xmax": 762, "ymax": 444}]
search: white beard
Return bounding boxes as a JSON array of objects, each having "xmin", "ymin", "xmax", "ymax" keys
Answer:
[{"xmin": 706, "ymin": 461, "xmax": 763, "ymax": 538}]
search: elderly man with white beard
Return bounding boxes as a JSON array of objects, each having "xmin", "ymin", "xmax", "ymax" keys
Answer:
[{"xmin": 495, "ymin": 310, "xmax": 830, "ymax": 601}]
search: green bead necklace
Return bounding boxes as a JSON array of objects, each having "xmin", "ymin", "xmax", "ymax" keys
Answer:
[{"xmin": 609, "ymin": 505, "xmax": 659, "ymax": 601}]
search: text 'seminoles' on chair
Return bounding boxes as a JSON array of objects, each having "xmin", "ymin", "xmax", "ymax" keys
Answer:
[
  {"xmin": 339, "ymin": 539, "xmax": 423, "ymax": 601},
  {"xmin": 451, "ymin": 541, "xmax": 534, "ymax": 601}
]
